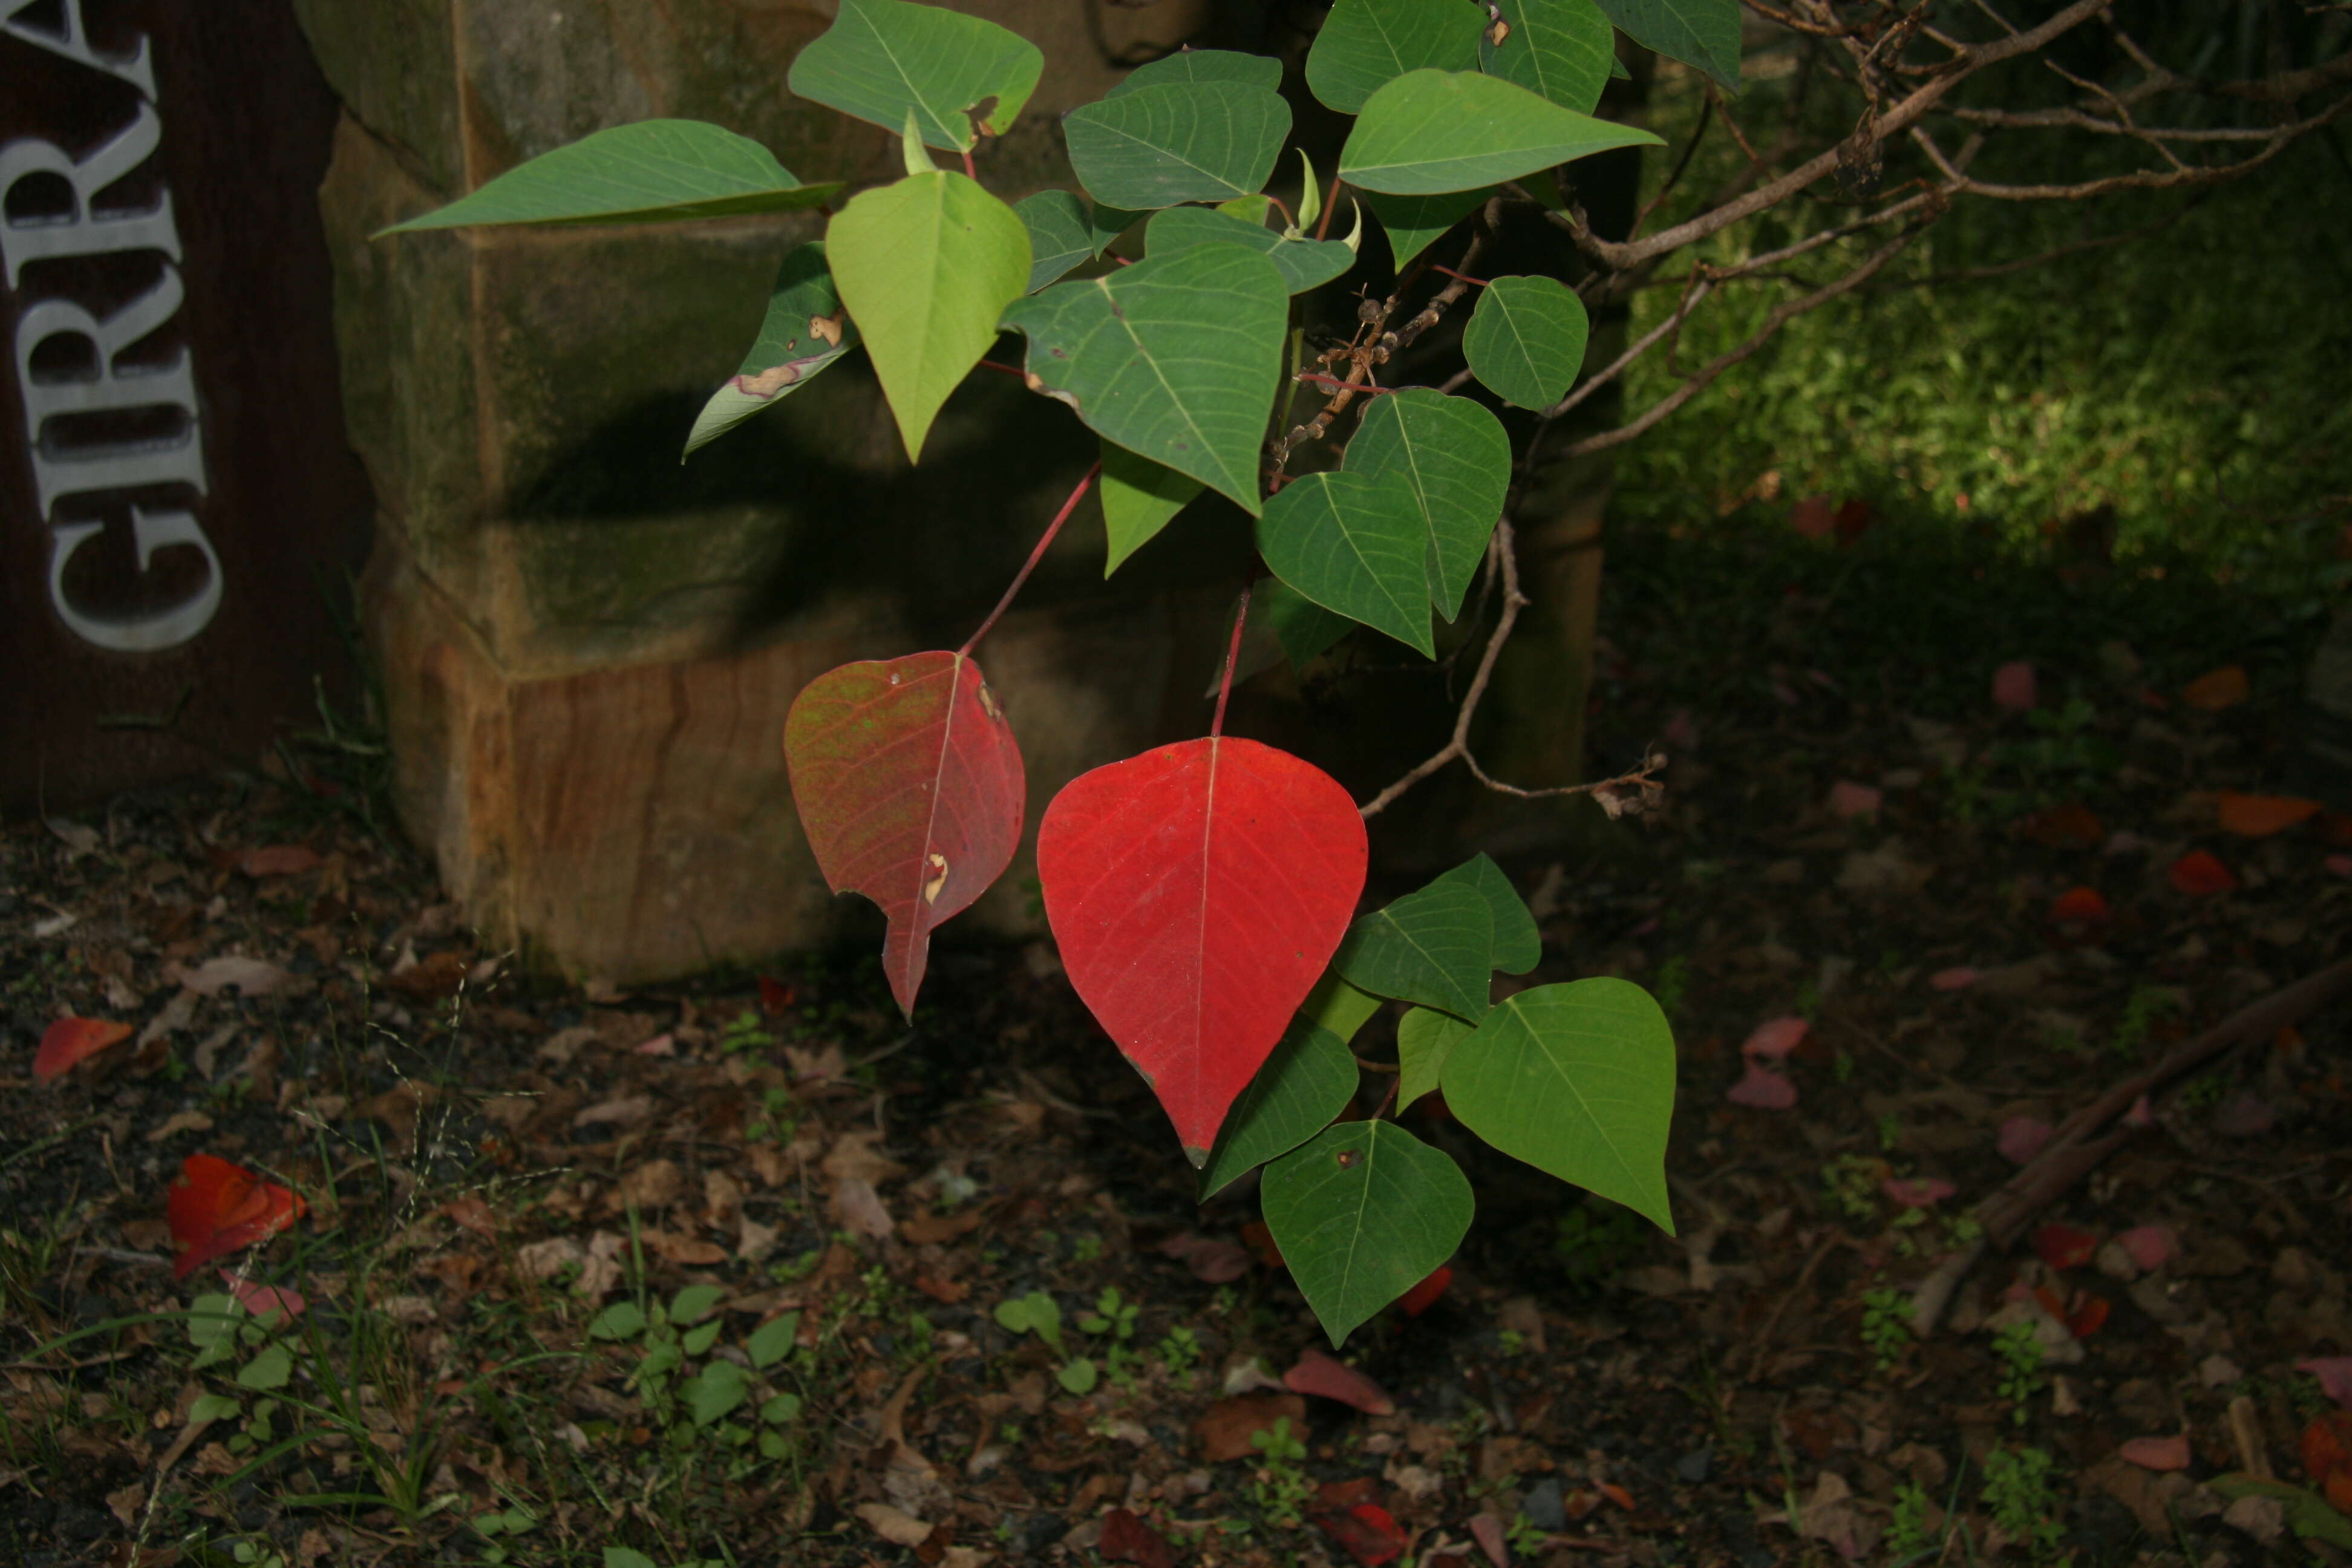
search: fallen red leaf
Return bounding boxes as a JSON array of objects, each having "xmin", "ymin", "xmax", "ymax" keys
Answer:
[
  {"xmin": 2119, "ymin": 1434, "xmax": 2192, "ymax": 1472},
  {"xmin": 2167, "ymin": 849, "xmax": 2238, "ymax": 896},
  {"xmin": 1597, "ymin": 1479, "xmax": 1635, "ymax": 1511},
  {"xmin": 1037, "ymin": 737, "xmax": 1367, "ymax": 1158},
  {"xmin": 237, "ymin": 844, "xmax": 321, "ymax": 877},
  {"xmin": 1315, "ymin": 1503, "xmax": 1408, "ymax": 1567},
  {"xmin": 2066, "ymin": 1293, "xmax": 2111, "ymax": 1339},
  {"xmin": 2305, "ymin": 1412, "xmax": 2352, "ymax": 1485},
  {"xmin": 1727, "ymin": 1059, "xmax": 1798, "ymax": 1109},
  {"xmin": 1992, "ymin": 661, "xmax": 2037, "ymax": 712},
  {"xmin": 756, "ymin": 974, "xmax": 799, "ymax": 1015},
  {"xmin": 1929, "ymin": 966, "xmax": 1979, "ymax": 991},
  {"xmin": 1997, "ymin": 1116, "xmax": 2054, "ymax": 1165},
  {"xmin": 2181, "ymin": 664, "xmax": 2249, "ymax": 711},
  {"xmin": 2031, "ymin": 1222, "xmax": 2099, "ymax": 1271},
  {"xmin": 1740, "ymin": 1016, "xmax": 1809, "ymax": 1060},
  {"xmin": 1399, "ymin": 1265, "xmax": 1451, "ymax": 1317},
  {"xmin": 168, "ymin": 1154, "xmax": 306, "ymax": 1281},
  {"xmin": 1285, "ymin": 1348, "xmax": 1397, "ymax": 1415},
  {"xmin": 2215, "ymin": 792, "xmax": 2321, "ymax": 838},
  {"xmin": 1099, "ymin": 1508, "xmax": 1174, "ymax": 1568},
  {"xmin": 2025, "ymin": 802, "xmax": 2105, "ymax": 849},
  {"xmin": 2047, "ymin": 886, "xmax": 2111, "ymax": 925},
  {"xmin": 34, "ymin": 1017, "xmax": 132, "ymax": 1084},
  {"xmin": 783, "ymin": 651, "xmax": 1025, "ymax": 1021}
]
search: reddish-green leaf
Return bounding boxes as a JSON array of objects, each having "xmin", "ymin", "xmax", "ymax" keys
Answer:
[
  {"xmin": 784, "ymin": 652, "xmax": 1025, "ymax": 1019},
  {"xmin": 1037, "ymin": 737, "xmax": 1367, "ymax": 1160},
  {"xmin": 34, "ymin": 1016, "xmax": 131, "ymax": 1084}
]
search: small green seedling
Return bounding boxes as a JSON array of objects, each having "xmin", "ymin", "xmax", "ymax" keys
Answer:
[
  {"xmin": 1249, "ymin": 1416, "xmax": 1313, "ymax": 1527},
  {"xmin": 1860, "ymin": 1285, "xmax": 1914, "ymax": 1371},
  {"xmin": 995, "ymin": 1290, "xmax": 1097, "ymax": 1393},
  {"xmin": 1991, "ymin": 1319, "xmax": 2045, "ymax": 1422},
  {"xmin": 1979, "ymin": 1445, "xmax": 2066, "ymax": 1561},
  {"xmin": 587, "ymin": 1287, "xmax": 805, "ymax": 1466}
]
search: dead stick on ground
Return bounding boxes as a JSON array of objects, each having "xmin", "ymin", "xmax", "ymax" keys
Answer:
[{"xmin": 1912, "ymin": 953, "xmax": 2352, "ymax": 1334}]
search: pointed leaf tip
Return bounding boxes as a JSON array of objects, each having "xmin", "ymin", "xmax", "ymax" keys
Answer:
[{"xmin": 1039, "ymin": 737, "xmax": 1366, "ymax": 1153}]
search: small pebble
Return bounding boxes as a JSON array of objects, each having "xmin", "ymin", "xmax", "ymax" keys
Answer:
[{"xmin": 1676, "ymin": 1447, "xmax": 1713, "ymax": 1483}]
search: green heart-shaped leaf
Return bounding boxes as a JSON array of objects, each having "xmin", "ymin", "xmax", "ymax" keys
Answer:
[
  {"xmin": 1015, "ymin": 190, "xmax": 1096, "ymax": 293},
  {"xmin": 1002, "ymin": 243, "xmax": 1287, "ymax": 514},
  {"xmin": 1455, "ymin": 853, "xmax": 1540, "ymax": 973},
  {"xmin": 1340, "ymin": 70, "xmax": 1661, "ymax": 195},
  {"xmin": 1342, "ymin": 388, "xmax": 1511, "ymax": 621},
  {"xmin": 1063, "ymin": 82, "xmax": 1292, "ymax": 210},
  {"xmin": 1333, "ymin": 871, "xmax": 1494, "ymax": 1020},
  {"xmin": 786, "ymin": 0, "xmax": 1044, "ymax": 150},
  {"xmin": 828, "ymin": 169, "xmax": 1030, "ymax": 461},
  {"xmin": 1263, "ymin": 1120, "xmax": 1473, "ymax": 1347},
  {"xmin": 1595, "ymin": 0, "xmax": 1742, "ymax": 92},
  {"xmin": 684, "ymin": 243, "xmax": 859, "ymax": 458},
  {"xmin": 1111, "ymin": 48, "xmax": 1283, "ymax": 97},
  {"xmin": 1261, "ymin": 579, "xmax": 1356, "ymax": 670},
  {"xmin": 1100, "ymin": 438, "xmax": 1204, "ymax": 574},
  {"xmin": 1397, "ymin": 1005, "xmax": 1472, "ymax": 1109},
  {"xmin": 1307, "ymin": 0, "xmax": 1483, "ymax": 114},
  {"xmin": 1463, "ymin": 273, "xmax": 1589, "ymax": 408},
  {"xmin": 1362, "ymin": 187, "xmax": 1492, "ymax": 268},
  {"xmin": 1440, "ymin": 978, "xmax": 1677, "ymax": 1232},
  {"xmin": 381, "ymin": 120, "xmax": 840, "ymax": 234},
  {"xmin": 1198, "ymin": 1019, "xmax": 1358, "ymax": 1199},
  {"xmin": 1145, "ymin": 206, "xmax": 1357, "ymax": 295},
  {"xmin": 1257, "ymin": 469, "xmax": 1434, "ymax": 654},
  {"xmin": 1480, "ymin": 0, "xmax": 1615, "ymax": 114}
]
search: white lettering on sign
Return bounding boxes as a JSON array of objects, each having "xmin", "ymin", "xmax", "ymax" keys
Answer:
[
  {"xmin": 1, "ymin": 0, "xmax": 155, "ymax": 99},
  {"xmin": 2, "ymin": 11, "xmax": 221, "ymax": 652}
]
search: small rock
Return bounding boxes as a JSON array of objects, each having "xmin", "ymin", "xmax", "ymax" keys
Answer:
[
  {"xmin": 1675, "ymin": 1448, "xmax": 1713, "ymax": 1483},
  {"xmin": 1521, "ymin": 1477, "xmax": 1566, "ymax": 1530},
  {"xmin": 2221, "ymin": 1494, "xmax": 2286, "ymax": 1543}
]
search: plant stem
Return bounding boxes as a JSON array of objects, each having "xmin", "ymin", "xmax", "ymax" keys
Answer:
[
  {"xmin": 1314, "ymin": 174, "xmax": 1343, "ymax": 241},
  {"xmin": 1210, "ymin": 583, "xmax": 1253, "ymax": 739},
  {"xmin": 957, "ymin": 460, "xmax": 1101, "ymax": 658}
]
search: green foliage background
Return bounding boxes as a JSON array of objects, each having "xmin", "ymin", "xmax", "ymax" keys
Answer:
[{"xmin": 1615, "ymin": 56, "xmax": 2352, "ymax": 587}]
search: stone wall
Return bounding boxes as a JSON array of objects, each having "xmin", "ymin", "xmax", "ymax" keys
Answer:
[
  {"xmin": 297, "ymin": 0, "xmax": 1235, "ymax": 980},
  {"xmin": 295, "ymin": 0, "xmax": 1618, "ymax": 981}
]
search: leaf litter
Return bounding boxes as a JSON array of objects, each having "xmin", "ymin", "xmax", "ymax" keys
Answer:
[{"xmin": 4, "ymin": 548, "xmax": 2350, "ymax": 1567}]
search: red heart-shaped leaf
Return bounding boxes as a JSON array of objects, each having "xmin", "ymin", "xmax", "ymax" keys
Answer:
[
  {"xmin": 1037, "ymin": 737, "xmax": 1366, "ymax": 1158},
  {"xmin": 784, "ymin": 652, "xmax": 1025, "ymax": 1019},
  {"xmin": 167, "ymin": 1154, "xmax": 307, "ymax": 1281},
  {"xmin": 35, "ymin": 1017, "xmax": 132, "ymax": 1084}
]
